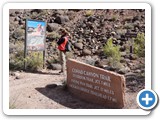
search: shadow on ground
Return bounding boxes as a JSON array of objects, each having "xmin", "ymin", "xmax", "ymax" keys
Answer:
[{"xmin": 35, "ymin": 84, "xmax": 107, "ymax": 109}]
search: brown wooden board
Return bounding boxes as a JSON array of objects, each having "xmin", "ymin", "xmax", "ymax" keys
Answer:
[{"xmin": 67, "ymin": 59, "xmax": 126, "ymax": 108}]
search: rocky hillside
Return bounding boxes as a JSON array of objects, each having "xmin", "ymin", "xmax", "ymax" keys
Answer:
[{"xmin": 9, "ymin": 9, "xmax": 145, "ymax": 91}]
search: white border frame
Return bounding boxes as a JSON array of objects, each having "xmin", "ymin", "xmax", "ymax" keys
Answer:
[{"xmin": 3, "ymin": 3, "xmax": 151, "ymax": 115}]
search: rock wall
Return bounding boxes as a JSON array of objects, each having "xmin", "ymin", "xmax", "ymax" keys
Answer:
[{"xmin": 9, "ymin": 9, "xmax": 145, "ymax": 76}]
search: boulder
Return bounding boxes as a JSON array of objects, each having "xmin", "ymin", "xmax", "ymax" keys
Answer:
[
  {"xmin": 74, "ymin": 43, "xmax": 83, "ymax": 50},
  {"xmin": 12, "ymin": 29, "xmax": 24, "ymax": 39},
  {"xmin": 31, "ymin": 9, "xmax": 43, "ymax": 14},
  {"xmin": 47, "ymin": 23, "xmax": 60, "ymax": 32},
  {"xmin": 134, "ymin": 69, "xmax": 141, "ymax": 73},
  {"xmin": 51, "ymin": 64, "xmax": 62, "ymax": 70},
  {"xmin": 132, "ymin": 16, "xmax": 141, "ymax": 22},
  {"xmin": 54, "ymin": 15, "xmax": 69, "ymax": 24},
  {"xmin": 120, "ymin": 46, "xmax": 126, "ymax": 52},
  {"xmin": 14, "ymin": 72, "xmax": 22, "ymax": 79},
  {"xmin": 111, "ymin": 31, "xmax": 116, "ymax": 36},
  {"xmin": 82, "ymin": 49, "xmax": 92, "ymax": 55},
  {"xmin": 14, "ymin": 16, "xmax": 21, "ymax": 21},
  {"xmin": 95, "ymin": 59, "xmax": 108, "ymax": 68},
  {"xmin": 130, "ymin": 54, "xmax": 137, "ymax": 60},
  {"xmin": 114, "ymin": 34, "xmax": 121, "ymax": 40},
  {"xmin": 118, "ymin": 66, "xmax": 130, "ymax": 74},
  {"xmin": 120, "ymin": 52, "xmax": 127, "ymax": 57},
  {"xmin": 74, "ymin": 50, "xmax": 81, "ymax": 56},
  {"xmin": 87, "ymin": 16, "xmax": 96, "ymax": 22},
  {"xmin": 54, "ymin": 10, "xmax": 65, "ymax": 15}
]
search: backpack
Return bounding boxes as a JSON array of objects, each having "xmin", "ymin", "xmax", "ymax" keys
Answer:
[{"xmin": 65, "ymin": 40, "xmax": 72, "ymax": 52}]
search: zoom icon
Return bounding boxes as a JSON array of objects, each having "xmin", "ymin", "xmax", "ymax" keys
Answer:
[{"xmin": 137, "ymin": 89, "xmax": 158, "ymax": 110}]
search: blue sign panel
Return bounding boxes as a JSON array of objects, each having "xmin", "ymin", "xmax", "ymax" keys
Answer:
[{"xmin": 26, "ymin": 19, "xmax": 46, "ymax": 51}]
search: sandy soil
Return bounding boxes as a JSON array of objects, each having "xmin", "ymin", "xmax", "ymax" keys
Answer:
[{"xmin": 9, "ymin": 70, "xmax": 140, "ymax": 109}]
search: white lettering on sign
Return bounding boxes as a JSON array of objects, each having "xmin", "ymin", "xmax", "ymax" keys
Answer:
[
  {"xmin": 73, "ymin": 74, "xmax": 86, "ymax": 81},
  {"xmin": 71, "ymin": 71, "xmax": 115, "ymax": 96},
  {"xmin": 69, "ymin": 83, "xmax": 117, "ymax": 102},
  {"xmin": 86, "ymin": 83, "xmax": 93, "ymax": 89},
  {"xmin": 72, "ymin": 68, "xmax": 111, "ymax": 80},
  {"xmin": 70, "ymin": 84, "xmax": 90, "ymax": 93},
  {"xmin": 100, "ymin": 74, "xmax": 111, "ymax": 82},
  {"xmin": 85, "ymin": 77, "xmax": 94, "ymax": 83},
  {"xmin": 70, "ymin": 76, "xmax": 116, "ymax": 101},
  {"xmin": 100, "ymin": 81, "xmax": 111, "ymax": 87}
]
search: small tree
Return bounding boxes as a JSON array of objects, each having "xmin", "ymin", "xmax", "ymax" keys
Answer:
[
  {"xmin": 103, "ymin": 38, "xmax": 121, "ymax": 67},
  {"xmin": 134, "ymin": 33, "xmax": 145, "ymax": 57}
]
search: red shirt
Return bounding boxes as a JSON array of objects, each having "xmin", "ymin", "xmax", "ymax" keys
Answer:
[{"xmin": 58, "ymin": 36, "xmax": 68, "ymax": 51}]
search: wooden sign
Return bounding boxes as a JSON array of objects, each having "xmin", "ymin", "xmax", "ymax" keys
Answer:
[{"xmin": 67, "ymin": 59, "xmax": 126, "ymax": 108}]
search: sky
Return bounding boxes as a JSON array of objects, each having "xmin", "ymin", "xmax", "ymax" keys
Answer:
[{"xmin": 27, "ymin": 20, "xmax": 46, "ymax": 28}]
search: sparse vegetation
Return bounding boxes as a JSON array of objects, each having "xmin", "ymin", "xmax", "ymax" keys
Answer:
[
  {"xmin": 85, "ymin": 10, "xmax": 94, "ymax": 17},
  {"xmin": 107, "ymin": 57, "xmax": 123, "ymax": 69},
  {"xmin": 25, "ymin": 51, "xmax": 43, "ymax": 71},
  {"xmin": 111, "ymin": 15, "xmax": 118, "ymax": 21},
  {"xmin": 9, "ymin": 50, "xmax": 24, "ymax": 70},
  {"xmin": 9, "ymin": 41, "xmax": 44, "ymax": 71},
  {"xmin": 134, "ymin": 33, "xmax": 145, "ymax": 57},
  {"xmin": 9, "ymin": 41, "xmax": 24, "ymax": 70},
  {"xmin": 103, "ymin": 38, "xmax": 121, "ymax": 67},
  {"xmin": 103, "ymin": 38, "xmax": 122, "ymax": 69}
]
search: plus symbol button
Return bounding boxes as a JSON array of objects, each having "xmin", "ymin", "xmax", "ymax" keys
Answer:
[
  {"xmin": 142, "ymin": 93, "xmax": 153, "ymax": 105},
  {"xmin": 137, "ymin": 89, "xmax": 158, "ymax": 110}
]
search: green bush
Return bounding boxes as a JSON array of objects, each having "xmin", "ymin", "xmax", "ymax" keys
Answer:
[
  {"xmin": 106, "ymin": 57, "xmax": 123, "ymax": 70},
  {"xmin": 25, "ymin": 52, "xmax": 43, "ymax": 71},
  {"xmin": 134, "ymin": 33, "xmax": 145, "ymax": 57},
  {"xmin": 9, "ymin": 50, "xmax": 24, "ymax": 70},
  {"xmin": 103, "ymin": 38, "xmax": 121, "ymax": 67},
  {"xmin": 103, "ymin": 38, "xmax": 122, "ymax": 69},
  {"xmin": 9, "ymin": 41, "xmax": 24, "ymax": 70},
  {"xmin": 10, "ymin": 50, "xmax": 43, "ymax": 71}
]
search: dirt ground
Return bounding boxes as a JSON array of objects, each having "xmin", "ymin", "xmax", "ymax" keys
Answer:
[{"xmin": 9, "ymin": 69, "xmax": 140, "ymax": 109}]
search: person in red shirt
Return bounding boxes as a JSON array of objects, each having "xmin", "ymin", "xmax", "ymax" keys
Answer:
[{"xmin": 57, "ymin": 28, "xmax": 70, "ymax": 76}]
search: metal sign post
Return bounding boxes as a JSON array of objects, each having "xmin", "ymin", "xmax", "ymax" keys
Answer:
[{"xmin": 125, "ymin": 32, "xmax": 137, "ymax": 60}]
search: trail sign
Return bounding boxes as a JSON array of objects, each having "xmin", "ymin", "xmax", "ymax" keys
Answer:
[{"xmin": 24, "ymin": 19, "xmax": 46, "ymax": 69}]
